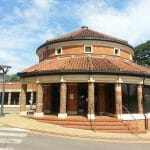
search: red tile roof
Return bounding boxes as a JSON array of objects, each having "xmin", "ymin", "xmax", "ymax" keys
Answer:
[
  {"xmin": 48, "ymin": 27, "xmax": 128, "ymax": 44},
  {"xmin": 22, "ymin": 56, "xmax": 150, "ymax": 76}
]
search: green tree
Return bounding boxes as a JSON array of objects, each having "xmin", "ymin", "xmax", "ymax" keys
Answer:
[
  {"xmin": 134, "ymin": 41, "xmax": 150, "ymax": 66},
  {"xmin": 10, "ymin": 74, "xmax": 20, "ymax": 81}
]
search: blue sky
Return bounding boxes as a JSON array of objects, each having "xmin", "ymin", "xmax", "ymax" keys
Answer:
[{"xmin": 0, "ymin": 0, "xmax": 150, "ymax": 74}]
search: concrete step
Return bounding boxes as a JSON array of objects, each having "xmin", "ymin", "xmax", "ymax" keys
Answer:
[
  {"xmin": 39, "ymin": 120, "xmax": 126, "ymax": 126},
  {"xmin": 62, "ymin": 125, "xmax": 129, "ymax": 130},
  {"xmin": 29, "ymin": 115, "xmax": 144, "ymax": 134}
]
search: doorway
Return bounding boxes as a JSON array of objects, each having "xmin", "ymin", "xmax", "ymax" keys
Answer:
[
  {"xmin": 77, "ymin": 83, "xmax": 88, "ymax": 115},
  {"xmin": 105, "ymin": 84, "xmax": 115, "ymax": 114},
  {"xmin": 51, "ymin": 84, "xmax": 60, "ymax": 114}
]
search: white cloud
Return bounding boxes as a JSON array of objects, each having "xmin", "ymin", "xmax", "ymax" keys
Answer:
[
  {"xmin": 0, "ymin": 0, "xmax": 58, "ymax": 74},
  {"xmin": 75, "ymin": 0, "xmax": 150, "ymax": 45}
]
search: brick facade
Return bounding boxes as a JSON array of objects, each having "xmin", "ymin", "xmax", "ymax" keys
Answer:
[{"xmin": 39, "ymin": 43, "xmax": 131, "ymax": 61}]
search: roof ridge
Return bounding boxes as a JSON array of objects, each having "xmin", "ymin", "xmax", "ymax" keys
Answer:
[{"xmin": 87, "ymin": 56, "xmax": 94, "ymax": 70}]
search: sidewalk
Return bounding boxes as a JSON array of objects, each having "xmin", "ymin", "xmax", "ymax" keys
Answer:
[{"xmin": 0, "ymin": 114, "xmax": 150, "ymax": 143}]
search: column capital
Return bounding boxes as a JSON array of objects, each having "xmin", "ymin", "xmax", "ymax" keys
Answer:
[
  {"xmin": 60, "ymin": 76, "xmax": 66, "ymax": 83},
  {"xmin": 88, "ymin": 76, "xmax": 95, "ymax": 82},
  {"xmin": 116, "ymin": 76, "xmax": 123, "ymax": 83}
]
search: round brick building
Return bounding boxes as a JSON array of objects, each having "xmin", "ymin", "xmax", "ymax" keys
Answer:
[{"xmin": 18, "ymin": 26, "xmax": 150, "ymax": 121}]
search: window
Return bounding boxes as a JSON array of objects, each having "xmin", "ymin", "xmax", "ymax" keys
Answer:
[
  {"xmin": 11, "ymin": 92, "xmax": 19, "ymax": 105},
  {"xmin": 84, "ymin": 45, "xmax": 93, "ymax": 53},
  {"xmin": 122, "ymin": 84, "xmax": 138, "ymax": 113},
  {"xmin": 130, "ymin": 54, "xmax": 132, "ymax": 60},
  {"xmin": 114, "ymin": 47, "xmax": 120, "ymax": 56},
  {"xmin": 55, "ymin": 47, "xmax": 62, "ymax": 55},
  {"xmin": 143, "ymin": 85, "xmax": 150, "ymax": 113}
]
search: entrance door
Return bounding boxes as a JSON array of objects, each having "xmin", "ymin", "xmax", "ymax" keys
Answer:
[
  {"xmin": 77, "ymin": 84, "xmax": 88, "ymax": 115},
  {"xmin": 51, "ymin": 84, "xmax": 60, "ymax": 114},
  {"xmin": 105, "ymin": 84, "xmax": 115, "ymax": 114}
]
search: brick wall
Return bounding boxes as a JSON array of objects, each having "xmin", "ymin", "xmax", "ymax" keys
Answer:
[
  {"xmin": 0, "ymin": 83, "xmax": 36, "ymax": 91},
  {"xmin": 37, "ymin": 40, "xmax": 133, "ymax": 61}
]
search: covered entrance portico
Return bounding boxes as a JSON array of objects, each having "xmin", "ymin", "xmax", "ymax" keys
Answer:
[{"xmin": 19, "ymin": 74, "xmax": 147, "ymax": 120}]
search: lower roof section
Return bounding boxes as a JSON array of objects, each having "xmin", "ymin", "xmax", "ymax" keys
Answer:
[{"xmin": 18, "ymin": 55, "xmax": 150, "ymax": 78}]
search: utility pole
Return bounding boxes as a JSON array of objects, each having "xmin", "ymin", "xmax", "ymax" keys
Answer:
[{"xmin": 0, "ymin": 65, "xmax": 11, "ymax": 116}]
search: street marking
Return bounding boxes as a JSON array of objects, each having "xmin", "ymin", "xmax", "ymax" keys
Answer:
[
  {"xmin": 0, "ymin": 126, "xmax": 29, "ymax": 147},
  {"xmin": 0, "ymin": 132, "xmax": 27, "ymax": 137},
  {"xmin": 0, "ymin": 148, "xmax": 14, "ymax": 150},
  {"xmin": 0, "ymin": 127, "xmax": 29, "ymax": 132},
  {"xmin": 0, "ymin": 138, "xmax": 22, "ymax": 144}
]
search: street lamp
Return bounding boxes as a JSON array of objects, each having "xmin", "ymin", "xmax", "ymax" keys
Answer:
[{"xmin": 0, "ymin": 65, "xmax": 11, "ymax": 116}]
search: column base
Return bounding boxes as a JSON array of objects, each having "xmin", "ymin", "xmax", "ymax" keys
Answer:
[
  {"xmin": 34, "ymin": 112, "xmax": 44, "ymax": 117},
  {"xmin": 44, "ymin": 110, "xmax": 51, "ymax": 114},
  {"xmin": 87, "ymin": 114, "xmax": 96, "ymax": 120},
  {"xmin": 58, "ymin": 113, "xmax": 67, "ymax": 119},
  {"xmin": 99, "ymin": 112, "xmax": 104, "ymax": 115},
  {"xmin": 19, "ymin": 111, "xmax": 27, "ymax": 116},
  {"xmin": 67, "ymin": 111, "xmax": 77, "ymax": 115},
  {"xmin": 117, "ymin": 114, "xmax": 145, "ymax": 120}
]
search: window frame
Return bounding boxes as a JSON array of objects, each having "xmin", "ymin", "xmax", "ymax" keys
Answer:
[
  {"xmin": 55, "ymin": 47, "xmax": 63, "ymax": 55},
  {"xmin": 84, "ymin": 45, "xmax": 93, "ymax": 53},
  {"xmin": 114, "ymin": 47, "xmax": 120, "ymax": 56}
]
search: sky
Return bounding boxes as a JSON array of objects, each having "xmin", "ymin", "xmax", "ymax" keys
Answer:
[{"xmin": 0, "ymin": 0, "xmax": 150, "ymax": 74}]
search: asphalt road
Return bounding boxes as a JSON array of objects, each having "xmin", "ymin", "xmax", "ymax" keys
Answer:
[{"xmin": 0, "ymin": 125, "xmax": 150, "ymax": 150}]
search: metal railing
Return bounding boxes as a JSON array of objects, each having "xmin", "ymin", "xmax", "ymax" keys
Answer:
[{"xmin": 121, "ymin": 104, "xmax": 138, "ymax": 135}]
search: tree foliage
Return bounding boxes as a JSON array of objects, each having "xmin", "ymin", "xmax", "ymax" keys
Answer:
[
  {"xmin": 134, "ymin": 41, "xmax": 150, "ymax": 66},
  {"xmin": 9, "ymin": 74, "xmax": 20, "ymax": 81}
]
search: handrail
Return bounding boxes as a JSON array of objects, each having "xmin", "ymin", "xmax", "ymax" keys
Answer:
[{"xmin": 121, "ymin": 104, "xmax": 138, "ymax": 135}]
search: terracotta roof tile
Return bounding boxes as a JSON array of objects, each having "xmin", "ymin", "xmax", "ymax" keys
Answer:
[
  {"xmin": 48, "ymin": 28, "xmax": 128, "ymax": 44},
  {"xmin": 22, "ymin": 56, "xmax": 150, "ymax": 76}
]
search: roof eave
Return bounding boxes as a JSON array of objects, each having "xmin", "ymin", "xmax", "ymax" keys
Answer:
[{"xmin": 18, "ymin": 70, "xmax": 150, "ymax": 78}]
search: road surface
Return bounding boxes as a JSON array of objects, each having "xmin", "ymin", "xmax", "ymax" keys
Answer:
[{"xmin": 0, "ymin": 124, "xmax": 150, "ymax": 150}]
